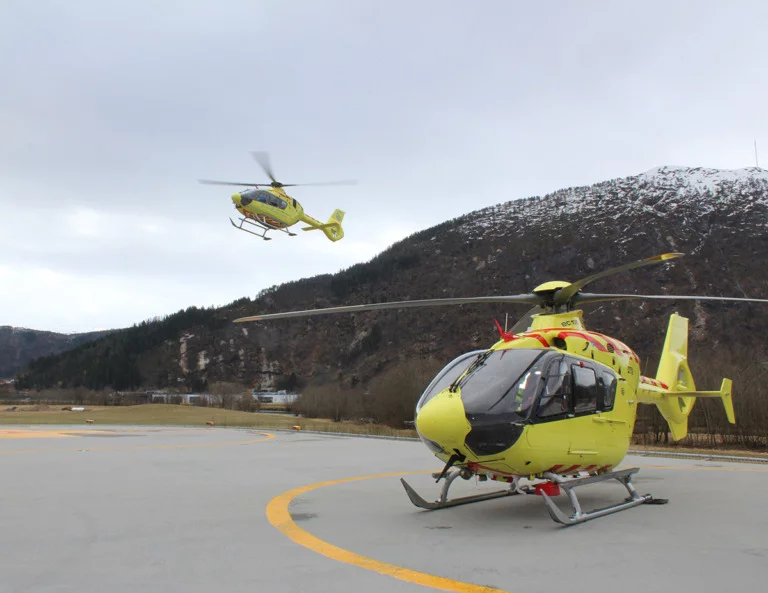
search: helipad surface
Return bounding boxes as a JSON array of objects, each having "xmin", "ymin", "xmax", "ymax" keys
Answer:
[{"xmin": 1, "ymin": 425, "xmax": 766, "ymax": 593}]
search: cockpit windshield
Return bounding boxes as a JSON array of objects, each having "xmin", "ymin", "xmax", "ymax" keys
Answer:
[
  {"xmin": 458, "ymin": 349, "xmax": 547, "ymax": 421},
  {"xmin": 416, "ymin": 350, "xmax": 484, "ymax": 412}
]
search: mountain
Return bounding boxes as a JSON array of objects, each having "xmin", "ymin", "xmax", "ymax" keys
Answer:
[
  {"xmin": 14, "ymin": 166, "xmax": 768, "ymax": 405},
  {"xmin": 0, "ymin": 326, "xmax": 112, "ymax": 378}
]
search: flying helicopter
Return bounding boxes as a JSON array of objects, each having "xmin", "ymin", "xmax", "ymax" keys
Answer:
[
  {"xmin": 199, "ymin": 152, "xmax": 355, "ymax": 241},
  {"xmin": 234, "ymin": 253, "xmax": 768, "ymax": 525}
]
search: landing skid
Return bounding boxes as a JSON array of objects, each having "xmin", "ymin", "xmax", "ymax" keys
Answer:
[
  {"xmin": 401, "ymin": 467, "xmax": 662, "ymax": 526},
  {"xmin": 230, "ymin": 216, "xmax": 297, "ymax": 240},
  {"xmin": 540, "ymin": 468, "xmax": 658, "ymax": 525}
]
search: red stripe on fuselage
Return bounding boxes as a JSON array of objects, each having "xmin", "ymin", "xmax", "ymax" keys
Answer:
[
  {"xmin": 545, "ymin": 464, "xmax": 564, "ymax": 473},
  {"xmin": 466, "ymin": 461, "xmax": 515, "ymax": 476},
  {"xmin": 590, "ymin": 331, "xmax": 640, "ymax": 362}
]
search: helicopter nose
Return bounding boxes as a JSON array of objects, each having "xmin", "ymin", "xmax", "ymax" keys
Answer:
[
  {"xmin": 231, "ymin": 193, "xmax": 241, "ymax": 206},
  {"xmin": 415, "ymin": 390, "xmax": 472, "ymax": 454}
]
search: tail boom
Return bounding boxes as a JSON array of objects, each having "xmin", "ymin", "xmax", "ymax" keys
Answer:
[{"xmin": 300, "ymin": 209, "xmax": 345, "ymax": 242}]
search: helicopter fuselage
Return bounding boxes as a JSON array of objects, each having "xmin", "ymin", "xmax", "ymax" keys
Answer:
[
  {"xmin": 415, "ymin": 310, "xmax": 641, "ymax": 481},
  {"xmin": 232, "ymin": 187, "xmax": 304, "ymax": 228}
]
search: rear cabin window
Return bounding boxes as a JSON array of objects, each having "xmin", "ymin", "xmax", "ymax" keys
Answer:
[
  {"xmin": 254, "ymin": 191, "xmax": 287, "ymax": 209},
  {"xmin": 598, "ymin": 371, "xmax": 617, "ymax": 411},
  {"xmin": 536, "ymin": 357, "xmax": 617, "ymax": 420},
  {"xmin": 572, "ymin": 365, "xmax": 598, "ymax": 413}
]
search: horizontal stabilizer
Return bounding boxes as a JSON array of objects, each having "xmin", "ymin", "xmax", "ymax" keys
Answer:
[
  {"xmin": 301, "ymin": 223, "xmax": 338, "ymax": 231},
  {"xmin": 659, "ymin": 378, "xmax": 735, "ymax": 424}
]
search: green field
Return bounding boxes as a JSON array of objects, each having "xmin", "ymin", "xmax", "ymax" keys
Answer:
[{"xmin": 0, "ymin": 404, "xmax": 417, "ymax": 437}]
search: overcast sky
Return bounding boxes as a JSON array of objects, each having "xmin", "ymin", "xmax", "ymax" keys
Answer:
[{"xmin": 2, "ymin": 1, "xmax": 767, "ymax": 333}]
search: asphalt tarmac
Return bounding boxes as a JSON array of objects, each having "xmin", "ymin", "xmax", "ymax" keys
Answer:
[{"xmin": 1, "ymin": 425, "xmax": 766, "ymax": 593}]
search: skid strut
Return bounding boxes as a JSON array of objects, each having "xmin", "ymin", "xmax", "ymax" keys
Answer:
[
  {"xmin": 229, "ymin": 215, "xmax": 297, "ymax": 240},
  {"xmin": 400, "ymin": 468, "xmax": 520, "ymax": 510},
  {"xmin": 540, "ymin": 467, "xmax": 656, "ymax": 525}
]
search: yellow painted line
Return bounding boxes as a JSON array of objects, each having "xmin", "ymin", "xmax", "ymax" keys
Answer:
[
  {"xmin": 0, "ymin": 432, "xmax": 274, "ymax": 454},
  {"xmin": 1, "ymin": 429, "xmax": 78, "ymax": 439},
  {"xmin": 266, "ymin": 471, "xmax": 511, "ymax": 593},
  {"xmin": 638, "ymin": 463, "xmax": 768, "ymax": 473},
  {"xmin": 1, "ymin": 429, "xmax": 120, "ymax": 439}
]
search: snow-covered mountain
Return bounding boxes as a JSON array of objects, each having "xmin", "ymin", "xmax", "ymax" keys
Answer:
[{"xmin": 462, "ymin": 166, "xmax": 768, "ymax": 242}]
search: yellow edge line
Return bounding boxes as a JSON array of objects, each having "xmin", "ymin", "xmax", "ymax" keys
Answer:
[
  {"xmin": 266, "ymin": 471, "xmax": 511, "ymax": 593},
  {"xmin": 0, "ymin": 432, "xmax": 275, "ymax": 455},
  {"xmin": 638, "ymin": 463, "xmax": 768, "ymax": 473}
]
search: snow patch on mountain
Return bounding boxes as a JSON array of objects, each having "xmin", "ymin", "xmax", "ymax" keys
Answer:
[
  {"xmin": 637, "ymin": 166, "xmax": 768, "ymax": 193},
  {"xmin": 457, "ymin": 166, "xmax": 768, "ymax": 241}
]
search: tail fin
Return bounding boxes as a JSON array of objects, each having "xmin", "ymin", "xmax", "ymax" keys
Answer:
[
  {"xmin": 637, "ymin": 313, "xmax": 735, "ymax": 440},
  {"xmin": 322, "ymin": 209, "xmax": 344, "ymax": 242}
]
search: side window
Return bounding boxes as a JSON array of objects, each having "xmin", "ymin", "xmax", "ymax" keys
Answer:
[
  {"xmin": 538, "ymin": 358, "xmax": 571, "ymax": 419},
  {"xmin": 572, "ymin": 365, "xmax": 598, "ymax": 413},
  {"xmin": 598, "ymin": 371, "xmax": 617, "ymax": 411}
]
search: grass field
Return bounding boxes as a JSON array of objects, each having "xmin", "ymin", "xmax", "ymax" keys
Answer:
[{"xmin": 0, "ymin": 404, "xmax": 417, "ymax": 437}]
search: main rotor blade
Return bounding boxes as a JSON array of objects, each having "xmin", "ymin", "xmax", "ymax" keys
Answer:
[
  {"xmin": 235, "ymin": 294, "xmax": 541, "ymax": 323},
  {"xmin": 280, "ymin": 180, "xmax": 358, "ymax": 187},
  {"xmin": 508, "ymin": 306, "xmax": 543, "ymax": 334},
  {"xmin": 199, "ymin": 179, "xmax": 262, "ymax": 187},
  {"xmin": 252, "ymin": 151, "xmax": 278, "ymax": 184},
  {"xmin": 554, "ymin": 253, "xmax": 683, "ymax": 306},
  {"xmin": 575, "ymin": 293, "xmax": 768, "ymax": 306}
]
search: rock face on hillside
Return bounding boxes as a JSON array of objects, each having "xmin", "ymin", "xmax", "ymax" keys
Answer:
[
  {"xmin": 0, "ymin": 326, "xmax": 111, "ymax": 378},
  {"xmin": 14, "ymin": 166, "xmax": 768, "ymax": 392}
]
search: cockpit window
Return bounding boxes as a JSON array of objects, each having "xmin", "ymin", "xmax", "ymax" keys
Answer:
[
  {"xmin": 537, "ymin": 357, "xmax": 571, "ymax": 419},
  {"xmin": 416, "ymin": 350, "xmax": 484, "ymax": 412}
]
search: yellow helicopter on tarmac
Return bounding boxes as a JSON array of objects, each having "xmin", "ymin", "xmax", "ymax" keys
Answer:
[
  {"xmin": 200, "ymin": 152, "xmax": 354, "ymax": 241},
  {"xmin": 235, "ymin": 253, "xmax": 768, "ymax": 525}
]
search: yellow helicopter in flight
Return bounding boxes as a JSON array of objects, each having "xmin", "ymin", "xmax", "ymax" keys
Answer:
[
  {"xmin": 235, "ymin": 253, "xmax": 768, "ymax": 525},
  {"xmin": 200, "ymin": 152, "xmax": 354, "ymax": 241}
]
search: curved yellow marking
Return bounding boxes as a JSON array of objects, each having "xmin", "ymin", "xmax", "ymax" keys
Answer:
[
  {"xmin": 266, "ymin": 472, "xmax": 511, "ymax": 593},
  {"xmin": 1, "ymin": 429, "xmax": 126, "ymax": 439},
  {"xmin": 0, "ymin": 432, "xmax": 274, "ymax": 454},
  {"xmin": 1, "ymin": 429, "xmax": 80, "ymax": 439},
  {"xmin": 267, "ymin": 463, "xmax": 768, "ymax": 591}
]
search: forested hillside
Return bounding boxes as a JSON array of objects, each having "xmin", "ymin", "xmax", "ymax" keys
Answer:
[
  {"xmin": 14, "ymin": 166, "xmax": 768, "ymax": 443},
  {"xmin": 0, "ymin": 326, "xmax": 111, "ymax": 378}
]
